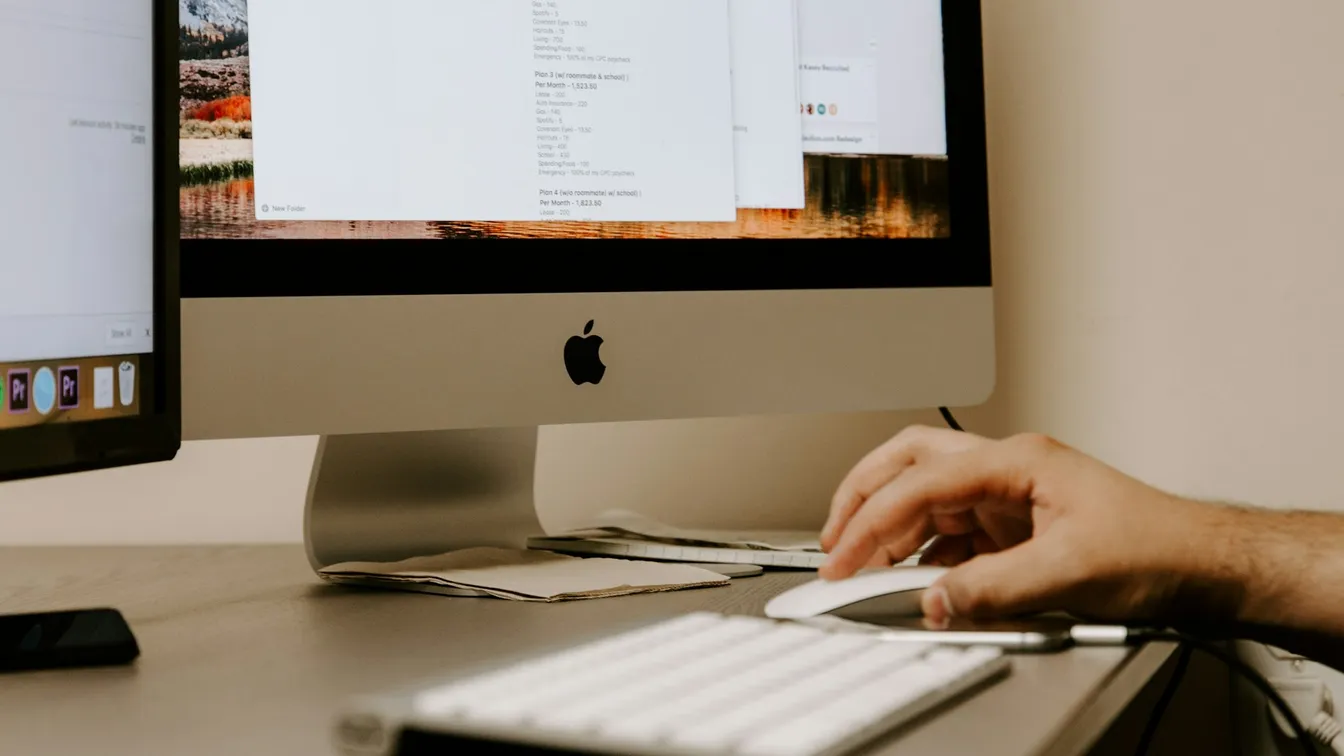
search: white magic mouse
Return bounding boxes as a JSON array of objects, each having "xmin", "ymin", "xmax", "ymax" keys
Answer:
[{"xmin": 764, "ymin": 566, "xmax": 949, "ymax": 620}]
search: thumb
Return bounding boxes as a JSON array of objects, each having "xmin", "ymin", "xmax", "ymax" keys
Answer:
[{"xmin": 921, "ymin": 541, "xmax": 1066, "ymax": 622}]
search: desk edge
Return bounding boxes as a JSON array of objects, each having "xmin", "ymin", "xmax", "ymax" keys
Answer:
[{"xmin": 1037, "ymin": 642, "xmax": 1180, "ymax": 756}]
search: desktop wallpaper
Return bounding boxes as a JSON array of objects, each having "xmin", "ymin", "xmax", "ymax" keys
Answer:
[{"xmin": 178, "ymin": 0, "xmax": 952, "ymax": 240}]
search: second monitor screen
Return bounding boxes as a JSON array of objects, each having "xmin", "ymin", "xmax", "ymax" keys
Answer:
[{"xmin": 179, "ymin": 0, "xmax": 951, "ymax": 240}]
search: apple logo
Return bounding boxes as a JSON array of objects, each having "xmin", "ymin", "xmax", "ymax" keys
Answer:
[{"xmin": 565, "ymin": 320, "xmax": 606, "ymax": 386}]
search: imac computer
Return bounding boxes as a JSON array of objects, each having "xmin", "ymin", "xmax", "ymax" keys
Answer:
[
  {"xmin": 176, "ymin": 0, "xmax": 994, "ymax": 576},
  {"xmin": 0, "ymin": 0, "xmax": 179, "ymax": 483}
]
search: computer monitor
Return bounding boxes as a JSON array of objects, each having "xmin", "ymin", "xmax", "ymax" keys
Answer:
[
  {"xmin": 0, "ymin": 0, "xmax": 179, "ymax": 483},
  {"xmin": 176, "ymin": 0, "xmax": 994, "ymax": 573}
]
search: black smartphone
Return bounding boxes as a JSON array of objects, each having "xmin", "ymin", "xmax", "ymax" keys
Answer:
[{"xmin": 0, "ymin": 608, "xmax": 140, "ymax": 673}]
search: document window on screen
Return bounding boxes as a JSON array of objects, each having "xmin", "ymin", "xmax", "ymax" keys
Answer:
[
  {"xmin": 0, "ymin": 0, "xmax": 153, "ymax": 430},
  {"xmin": 179, "ymin": 0, "xmax": 951, "ymax": 239}
]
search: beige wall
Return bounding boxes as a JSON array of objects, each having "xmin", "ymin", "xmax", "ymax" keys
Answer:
[
  {"xmin": 976, "ymin": 0, "xmax": 1344, "ymax": 515},
  {"xmin": 0, "ymin": 437, "xmax": 315, "ymax": 544}
]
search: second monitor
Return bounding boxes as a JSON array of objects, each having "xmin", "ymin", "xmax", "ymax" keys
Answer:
[{"xmin": 176, "ymin": 0, "xmax": 994, "ymax": 573}]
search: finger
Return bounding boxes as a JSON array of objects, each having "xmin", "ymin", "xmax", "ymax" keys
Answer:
[
  {"xmin": 822, "ymin": 429, "xmax": 927, "ymax": 551},
  {"xmin": 919, "ymin": 534, "xmax": 975, "ymax": 567},
  {"xmin": 821, "ymin": 436, "xmax": 1047, "ymax": 580},
  {"xmin": 824, "ymin": 462, "xmax": 989, "ymax": 579},
  {"xmin": 822, "ymin": 426, "xmax": 982, "ymax": 550},
  {"xmin": 864, "ymin": 550, "xmax": 895, "ymax": 569},
  {"xmin": 918, "ymin": 512, "xmax": 982, "ymax": 566},
  {"xmin": 868, "ymin": 521, "xmax": 937, "ymax": 568},
  {"xmin": 825, "ymin": 426, "xmax": 981, "ymax": 546},
  {"xmin": 932, "ymin": 511, "xmax": 978, "ymax": 537},
  {"xmin": 975, "ymin": 507, "xmax": 1034, "ymax": 552},
  {"xmin": 922, "ymin": 539, "xmax": 1071, "ymax": 621}
]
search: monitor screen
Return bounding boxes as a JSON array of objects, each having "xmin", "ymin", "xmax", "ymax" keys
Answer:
[
  {"xmin": 0, "ymin": 0, "xmax": 156, "ymax": 431},
  {"xmin": 179, "ymin": 0, "xmax": 953, "ymax": 241}
]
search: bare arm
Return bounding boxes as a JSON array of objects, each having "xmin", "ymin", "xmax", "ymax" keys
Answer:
[{"xmin": 1210, "ymin": 508, "xmax": 1344, "ymax": 653}]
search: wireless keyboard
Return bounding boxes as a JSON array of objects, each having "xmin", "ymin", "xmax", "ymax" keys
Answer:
[{"xmin": 335, "ymin": 612, "xmax": 1010, "ymax": 756}]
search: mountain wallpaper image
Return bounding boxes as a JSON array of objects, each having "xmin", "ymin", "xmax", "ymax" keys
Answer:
[
  {"xmin": 177, "ymin": 0, "xmax": 953, "ymax": 240},
  {"xmin": 178, "ymin": 0, "xmax": 252, "ymax": 190},
  {"xmin": 180, "ymin": 0, "xmax": 248, "ymax": 31}
]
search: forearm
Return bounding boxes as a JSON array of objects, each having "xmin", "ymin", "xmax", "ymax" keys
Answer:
[{"xmin": 1198, "ymin": 506, "xmax": 1344, "ymax": 639}]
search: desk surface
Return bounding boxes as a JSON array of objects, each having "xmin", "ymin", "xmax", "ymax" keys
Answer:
[{"xmin": 0, "ymin": 546, "xmax": 1173, "ymax": 756}]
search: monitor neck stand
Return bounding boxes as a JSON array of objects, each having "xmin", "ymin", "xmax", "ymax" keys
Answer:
[{"xmin": 303, "ymin": 429, "xmax": 545, "ymax": 587}]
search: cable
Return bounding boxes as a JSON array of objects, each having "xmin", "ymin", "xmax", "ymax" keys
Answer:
[
  {"xmin": 1133, "ymin": 644, "xmax": 1193, "ymax": 756},
  {"xmin": 1079, "ymin": 626, "xmax": 1318, "ymax": 756},
  {"xmin": 1138, "ymin": 631, "xmax": 1316, "ymax": 756},
  {"xmin": 1228, "ymin": 646, "xmax": 1245, "ymax": 756},
  {"xmin": 1309, "ymin": 710, "xmax": 1344, "ymax": 755},
  {"xmin": 938, "ymin": 407, "xmax": 964, "ymax": 432}
]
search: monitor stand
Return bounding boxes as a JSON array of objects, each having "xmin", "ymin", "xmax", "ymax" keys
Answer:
[
  {"xmin": 304, "ymin": 429, "xmax": 545, "ymax": 596},
  {"xmin": 302, "ymin": 416, "xmax": 891, "ymax": 595}
]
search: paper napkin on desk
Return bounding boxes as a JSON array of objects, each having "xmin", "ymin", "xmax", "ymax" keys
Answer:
[{"xmin": 318, "ymin": 548, "xmax": 729, "ymax": 602}]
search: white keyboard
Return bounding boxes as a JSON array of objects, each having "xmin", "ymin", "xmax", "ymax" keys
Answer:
[{"xmin": 359, "ymin": 612, "xmax": 1010, "ymax": 756}]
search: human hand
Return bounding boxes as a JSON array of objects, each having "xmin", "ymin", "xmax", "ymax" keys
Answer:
[{"xmin": 819, "ymin": 427, "xmax": 1236, "ymax": 626}]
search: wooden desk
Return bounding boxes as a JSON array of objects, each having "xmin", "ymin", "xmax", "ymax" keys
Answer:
[{"xmin": 0, "ymin": 546, "xmax": 1173, "ymax": 755}]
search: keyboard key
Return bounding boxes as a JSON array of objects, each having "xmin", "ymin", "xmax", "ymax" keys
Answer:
[
  {"xmin": 400, "ymin": 612, "xmax": 1008, "ymax": 756},
  {"xmin": 596, "ymin": 630, "xmax": 870, "ymax": 742},
  {"xmin": 535, "ymin": 624, "xmax": 822, "ymax": 733},
  {"xmin": 416, "ymin": 612, "xmax": 719, "ymax": 715},
  {"xmin": 462, "ymin": 615, "xmax": 759, "ymax": 723},
  {"xmin": 668, "ymin": 642, "xmax": 933, "ymax": 751}
]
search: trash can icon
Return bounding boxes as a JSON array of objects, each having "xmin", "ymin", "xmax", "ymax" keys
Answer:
[{"xmin": 119, "ymin": 361, "xmax": 136, "ymax": 407}]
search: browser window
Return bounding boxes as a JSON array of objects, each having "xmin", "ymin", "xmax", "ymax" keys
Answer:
[
  {"xmin": 797, "ymin": 0, "xmax": 948, "ymax": 156},
  {"xmin": 730, "ymin": 0, "xmax": 806, "ymax": 210},
  {"xmin": 250, "ymin": 0, "xmax": 742, "ymax": 223}
]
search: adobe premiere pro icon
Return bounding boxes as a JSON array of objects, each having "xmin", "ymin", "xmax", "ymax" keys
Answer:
[
  {"xmin": 59, "ymin": 366, "xmax": 80, "ymax": 410},
  {"xmin": 7, "ymin": 370, "xmax": 29, "ymax": 413}
]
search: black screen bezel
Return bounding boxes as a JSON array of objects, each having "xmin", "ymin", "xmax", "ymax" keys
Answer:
[
  {"xmin": 0, "ymin": 0, "xmax": 181, "ymax": 483},
  {"xmin": 181, "ymin": 0, "xmax": 991, "ymax": 298}
]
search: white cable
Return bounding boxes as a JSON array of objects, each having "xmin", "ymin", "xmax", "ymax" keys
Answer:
[{"xmin": 1308, "ymin": 710, "xmax": 1344, "ymax": 755}]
